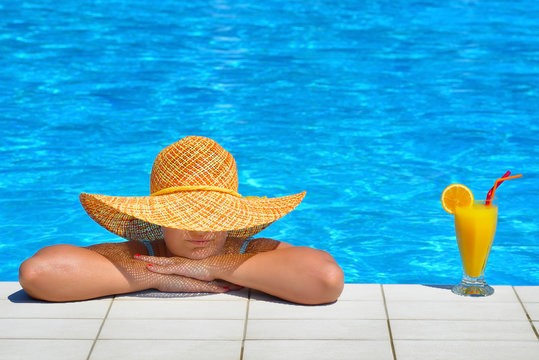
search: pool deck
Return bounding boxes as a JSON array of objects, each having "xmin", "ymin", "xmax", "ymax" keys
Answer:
[{"xmin": 1, "ymin": 282, "xmax": 538, "ymax": 360}]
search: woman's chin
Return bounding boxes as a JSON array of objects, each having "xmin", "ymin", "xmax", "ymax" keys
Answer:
[
  {"xmin": 169, "ymin": 247, "xmax": 221, "ymax": 260},
  {"xmin": 190, "ymin": 247, "xmax": 222, "ymax": 259}
]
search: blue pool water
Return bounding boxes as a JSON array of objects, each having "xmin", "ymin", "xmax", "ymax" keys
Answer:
[{"xmin": 1, "ymin": 0, "xmax": 538, "ymax": 285}]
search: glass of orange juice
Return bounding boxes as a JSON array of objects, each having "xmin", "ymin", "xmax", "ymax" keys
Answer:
[{"xmin": 452, "ymin": 198, "xmax": 498, "ymax": 296}]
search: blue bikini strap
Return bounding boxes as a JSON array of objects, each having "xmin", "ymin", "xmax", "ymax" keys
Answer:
[
  {"xmin": 142, "ymin": 240, "xmax": 154, "ymax": 256},
  {"xmin": 239, "ymin": 237, "xmax": 254, "ymax": 254}
]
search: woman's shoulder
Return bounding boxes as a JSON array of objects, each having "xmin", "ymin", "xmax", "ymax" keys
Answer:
[
  {"xmin": 225, "ymin": 237, "xmax": 293, "ymax": 254},
  {"xmin": 87, "ymin": 239, "xmax": 166, "ymax": 257}
]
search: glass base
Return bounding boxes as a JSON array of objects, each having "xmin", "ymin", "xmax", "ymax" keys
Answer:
[{"xmin": 452, "ymin": 276, "xmax": 494, "ymax": 297}]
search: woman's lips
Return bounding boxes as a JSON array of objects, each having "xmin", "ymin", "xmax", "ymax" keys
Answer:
[{"xmin": 188, "ymin": 239, "xmax": 211, "ymax": 246}]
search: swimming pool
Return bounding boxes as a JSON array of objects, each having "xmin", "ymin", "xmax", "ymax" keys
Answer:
[{"xmin": 1, "ymin": 0, "xmax": 538, "ymax": 285}]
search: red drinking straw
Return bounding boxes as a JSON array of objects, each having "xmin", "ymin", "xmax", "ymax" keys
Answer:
[
  {"xmin": 485, "ymin": 172, "xmax": 523, "ymax": 206},
  {"xmin": 486, "ymin": 171, "xmax": 511, "ymax": 203}
]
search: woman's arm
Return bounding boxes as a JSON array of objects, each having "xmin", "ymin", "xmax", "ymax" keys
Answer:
[
  {"xmin": 212, "ymin": 246, "xmax": 344, "ymax": 304},
  {"xmin": 140, "ymin": 239, "xmax": 345, "ymax": 305},
  {"xmin": 18, "ymin": 242, "xmax": 230, "ymax": 302}
]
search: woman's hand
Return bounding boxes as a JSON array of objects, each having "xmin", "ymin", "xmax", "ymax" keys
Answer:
[
  {"xmin": 134, "ymin": 254, "xmax": 243, "ymax": 292},
  {"xmin": 152, "ymin": 274, "xmax": 237, "ymax": 293},
  {"xmin": 134, "ymin": 254, "xmax": 215, "ymax": 281}
]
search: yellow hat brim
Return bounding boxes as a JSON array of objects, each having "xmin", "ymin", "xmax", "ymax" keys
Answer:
[{"xmin": 80, "ymin": 190, "xmax": 306, "ymax": 241}]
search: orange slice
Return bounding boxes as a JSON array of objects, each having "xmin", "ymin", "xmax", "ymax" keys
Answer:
[{"xmin": 441, "ymin": 184, "xmax": 474, "ymax": 214}]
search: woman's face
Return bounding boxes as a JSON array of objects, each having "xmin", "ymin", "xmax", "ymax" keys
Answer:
[{"xmin": 161, "ymin": 227, "xmax": 228, "ymax": 259}]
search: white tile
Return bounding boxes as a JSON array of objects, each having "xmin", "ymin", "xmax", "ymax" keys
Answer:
[
  {"xmin": 107, "ymin": 299, "xmax": 246, "ymax": 319},
  {"xmin": 523, "ymin": 302, "xmax": 539, "ymax": 321},
  {"xmin": 246, "ymin": 319, "xmax": 389, "ymax": 340},
  {"xmin": 383, "ymin": 284, "xmax": 518, "ymax": 302},
  {"xmin": 90, "ymin": 340, "xmax": 242, "ymax": 360},
  {"xmin": 0, "ymin": 298, "xmax": 111, "ymax": 319},
  {"xmin": 0, "ymin": 319, "xmax": 102, "ymax": 339},
  {"xmin": 391, "ymin": 320, "xmax": 537, "ymax": 341},
  {"xmin": 243, "ymin": 340, "xmax": 393, "ymax": 360},
  {"xmin": 248, "ymin": 300, "xmax": 386, "ymax": 320},
  {"xmin": 0, "ymin": 339, "xmax": 93, "ymax": 360},
  {"xmin": 114, "ymin": 288, "xmax": 249, "ymax": 301},
  {"xmin": 394, "ymin": 340, "xmax": 539, "ymax": 360},
  {"xmin": 99, "ymin": 319, "xmax": 244, "ymax": 340},
  {"xmin": 338, "ymin": 284, "xmax": 383, "ymax": 301},
  {"xmin": 387, "ymin": 301, "xmax": 527, "ymax": 320},
  {"xmin": 0, "ymin": 282, "xmax": 24, "ymax": 299},
  {"xmin": 514, "ymin": 286, "xmax": 539, "ymax": 303}
]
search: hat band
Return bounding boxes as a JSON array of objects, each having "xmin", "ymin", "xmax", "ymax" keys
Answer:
[{"xmin": 150, "ymin": 185, "xmax": 242, "ymax": 197}]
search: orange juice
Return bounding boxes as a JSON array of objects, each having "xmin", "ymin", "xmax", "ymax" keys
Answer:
[{"xmin": 454, "ymin": 202, "xmax": 498, "ymax": 277}]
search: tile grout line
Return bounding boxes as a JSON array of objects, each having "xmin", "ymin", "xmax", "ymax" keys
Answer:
[
  {"xmin": 85, "ymin": 296, "xmax": 114, "ymax": 360},
  {"xmin": 512, "ymin": 286, "xmax": 539, "ymax": 340},
  {"xmin": 239, "ymin": 288, "xmax": 251, "ymax": 360},
  {"xmin": 380, "ymin": 284, "xmax": 397, "ymax": 360}
]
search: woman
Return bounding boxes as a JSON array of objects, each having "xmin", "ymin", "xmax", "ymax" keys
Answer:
[{"xmin": 19, "ymin": 136, "xmax": 344, "ymax": 304}]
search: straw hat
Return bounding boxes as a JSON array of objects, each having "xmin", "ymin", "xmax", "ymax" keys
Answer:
[{"xmin": 80, "ymin": 136, "xmax": 306, "ymax": 241}]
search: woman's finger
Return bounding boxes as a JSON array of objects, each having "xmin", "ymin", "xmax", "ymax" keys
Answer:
[
  {"xmin": 145, "ymin": 260, "xmax": 213, "ymax": 281},
  {"xmin": 157, "ymin": 275, "xmax": 229, "ymax": 293},
  {"xmin": 212, "ymin": 280, "xmax": 243, "ymax": 291},
  {"xmin": 134, "ymin": 254, "xmax": 174, "ymax": 266},
  {"xmin": 146, "ymin": 263, "xmax": 185, "ymax": 275},
  {"xmin": 196, "ymin": 281, "xmax": 230, "ymax": 293}
]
